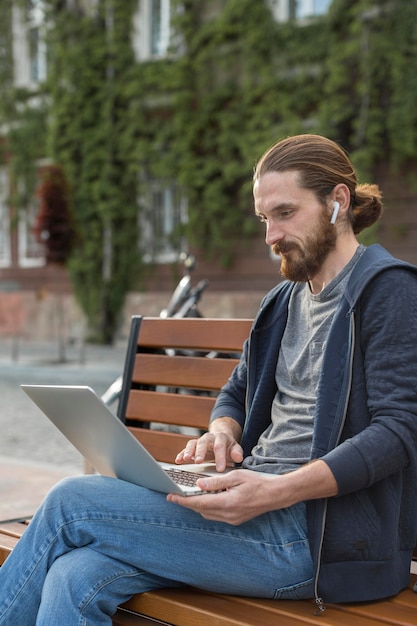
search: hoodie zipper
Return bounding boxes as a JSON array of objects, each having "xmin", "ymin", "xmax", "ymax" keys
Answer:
[
  {"xmin": 313, "ymin": 309, "xmax": 356, "ymax": 612},
  {"xmin": 244, "ymin": 328, "xmax": 253, "ymax": 420}
]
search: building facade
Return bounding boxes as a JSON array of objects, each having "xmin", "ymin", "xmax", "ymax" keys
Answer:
[{"xmin": 0, "ymin": 0, "xmax": 415, "ymax": 343}]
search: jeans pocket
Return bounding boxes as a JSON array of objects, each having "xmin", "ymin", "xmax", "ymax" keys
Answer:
[{"xmin": 274, "ymin": 577, "xmax": 314, "ymax": 600}]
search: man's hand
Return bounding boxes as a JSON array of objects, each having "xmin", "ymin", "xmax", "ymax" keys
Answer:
[
  {"xmin": 167, "ymin": 460, "xmax": 339, "ymax": 525},
  {"xmin": 175, "ymin": 417, "xmax": 243, "ymax": 472},
  {"xmin": 167, "ymin": 468, "xmax": 281, "ymax": 525}
]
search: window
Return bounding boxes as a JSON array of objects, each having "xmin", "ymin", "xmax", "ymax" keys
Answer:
[
  {"xmin": 139, "ymin": 181, "xmax": 187, "ymax": 263},
  {"xmin": 12, "ymin": 0, "xmax": 47, "ymax": 88},
  {"xmin": 0, "ymin": 171, "xmax": 11, "ymax": 268},
  {"xmin": 150, "ymin": 0, "xmax": 170, "ymax": 56},
  {"xmin": 133, "ymin": 0, "xmax": 172, "ymax": 61},
  {"xmin": 18, "ymin": 204, "xmax": 45, "ymax": 268},
  {"xmin": 295, "ymin": 0, "xmax": 332, "ymax": 19},
  {"xmin": 268, "ymin": 0, "xmax": 332, "ymax": 22}
]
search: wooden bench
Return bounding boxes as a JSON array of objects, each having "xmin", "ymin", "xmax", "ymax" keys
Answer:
[{"xmin": 1, "ymin": 315, "xmax": 417, "ymax": 625}]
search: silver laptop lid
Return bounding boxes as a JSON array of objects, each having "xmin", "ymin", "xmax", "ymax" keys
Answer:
[{"xmin": 20, "ymin": 384, "xmax": 204, "ymax": 495}]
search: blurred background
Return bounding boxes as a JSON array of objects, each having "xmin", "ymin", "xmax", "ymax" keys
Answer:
[{"xmin": 0, "ymin": 0, "xmax": 416, "ymax": 355}]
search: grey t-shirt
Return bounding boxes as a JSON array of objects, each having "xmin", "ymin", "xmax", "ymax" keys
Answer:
[{"xmin": 243, "ymin": 245, "xmax": 366, "ymax": 475}]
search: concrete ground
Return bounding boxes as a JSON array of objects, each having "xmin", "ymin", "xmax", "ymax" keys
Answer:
[{"xmin": 0, "ymin": 336, "xmax": 127, "ymax": 521}]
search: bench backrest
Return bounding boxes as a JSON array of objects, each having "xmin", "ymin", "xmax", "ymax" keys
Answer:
[{"xmin": 117, "ymin": 316, "xmax": 252, "ymax": 463}]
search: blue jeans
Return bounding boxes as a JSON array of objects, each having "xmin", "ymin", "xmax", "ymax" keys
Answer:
[{"xmin": 0, "ymin": 475, "xmax": 314, "ymax": 625}]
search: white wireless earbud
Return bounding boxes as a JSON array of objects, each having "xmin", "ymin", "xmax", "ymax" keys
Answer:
[{"xmin": 330, "ymin": 201, "xmax": 340, "ymax": 224}]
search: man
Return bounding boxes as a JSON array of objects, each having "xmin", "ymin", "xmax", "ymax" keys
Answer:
[{"xmin": 1, "ymin": 134, "xmax": 417, "ymax": 624}]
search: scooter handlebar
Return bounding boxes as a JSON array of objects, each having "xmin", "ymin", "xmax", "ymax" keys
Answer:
[{"xmin": 173, "ymin": 279, "xmax": 209, "ymax": 318}]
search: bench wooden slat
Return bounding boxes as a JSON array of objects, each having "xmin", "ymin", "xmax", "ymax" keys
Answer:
[
  {"xmin": 391, "ymin": 580, "xmax": 417, "ymax": 608},
  {"xmin": 132, "ymin": 353, "xmax": 240, "ymax": 390},
  {"xmin": 0, "ymin": 521, "xmax": 29, "ymax": 565},
  {"xmin": 334, "ymin": 591, "xmax": 417, "ymax": 623},
  {"xmin": 118, "ymin": 317, "xmax": 249, "ymax": 465},
  {"xmin": 120, "ymin": 583, "xmax": 417, "ymax": 626},
  {"xmin": 0, "ymin": 535, "xmax": 19, "ymax": 563},
  {"xmin": 136, "ymin": 318, "xmax": 251, "ymax": 353},
  {"xmin": 113, "ymin": 612, "xmax": 168, "ymax": 625},
  {"xmin": 125, "ymin": 390, "xmax": 215, "ymax": 429},
  {"xmin": 0, "ymin": 521, "xmax": 30, "ymax": 537},
  {"xmin": 121, "ymin": 589, "xmax": 316, "ymax": 626},
  {"xmin": 128, "ymin": 427, "xmax": 195, "ymax": 464}
]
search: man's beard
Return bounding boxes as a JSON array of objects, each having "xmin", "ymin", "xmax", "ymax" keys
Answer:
[{"xmin": 272, "ymin": 208, "xmax": 337, "ymax": 282}]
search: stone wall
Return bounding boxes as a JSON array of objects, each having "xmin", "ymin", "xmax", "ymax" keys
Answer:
[{"xmin": 0, "ymin": 289, "xmax": 265, "ymax": 345}]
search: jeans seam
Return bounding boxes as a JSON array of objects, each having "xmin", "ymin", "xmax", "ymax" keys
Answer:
[{"xmin": 80, "ymin": 568, "xmax": 141, "ymax": 617}]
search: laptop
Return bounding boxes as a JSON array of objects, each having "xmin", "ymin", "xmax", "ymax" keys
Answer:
[{"xmin": 21, "ymin": 384, "xmax": 223, "ymax": 496}]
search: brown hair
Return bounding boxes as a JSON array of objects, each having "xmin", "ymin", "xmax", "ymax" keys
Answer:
[{"xmin": 254, "ymin": 134, "xmax": 383, "ymax": 234}]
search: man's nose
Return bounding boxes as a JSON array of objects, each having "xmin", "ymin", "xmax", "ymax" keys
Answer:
[{"xmin": 265, "ymin": 220, "xmax": 284, "ymax": 247}]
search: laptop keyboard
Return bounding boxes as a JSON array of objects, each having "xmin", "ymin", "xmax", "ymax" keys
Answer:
[{"xmin": 165, "ymin": 467, "xmax": 209, "ymax": 488}]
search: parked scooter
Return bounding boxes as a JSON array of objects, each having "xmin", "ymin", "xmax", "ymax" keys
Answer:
[
  {"xmin": 159, "ymin": 252, "xmax": 208, "ymax": 320},
  {"xmin": 101, "ymin": 253, "xmax": 208, "ymax": 408}
]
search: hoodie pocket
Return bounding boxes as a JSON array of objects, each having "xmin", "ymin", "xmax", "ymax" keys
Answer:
[{"xmin": 322, "ymin": 490, "xmax": 382, "ymax": 562}]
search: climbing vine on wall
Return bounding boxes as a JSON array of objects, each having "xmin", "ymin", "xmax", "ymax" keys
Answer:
[
  {"xmin": 1, "ymin": 0, "xmax": 417, "ymax": 341},
  {"xmin": 45, "ymin": 0, "xmax": 141, "ymax": 342},
  {"xmin": 320, "ymin": 0, "xmax": 417, "ymax": 175}
]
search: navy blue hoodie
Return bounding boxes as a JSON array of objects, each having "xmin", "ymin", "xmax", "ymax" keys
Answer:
[{"xmin": 211, "ymin": 245, "xmax": 417, "ymax": 603}]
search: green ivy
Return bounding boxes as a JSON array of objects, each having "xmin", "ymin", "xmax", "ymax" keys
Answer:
[
  {"xmin": 320, "ymin": 0, "xmax": 417, "ymax": 175},
  {"xmin": 1, "ymin": 0, "xmax": 417, "ymax": 341},
  {"xmin": 45, "ymin": 1, "xmax": 141, "ymax": 342}
]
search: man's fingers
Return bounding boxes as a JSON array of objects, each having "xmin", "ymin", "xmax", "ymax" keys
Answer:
[
  {"xmin": 175, "ymin": 439, "xmax": 198, "ymax": 463},
  {"xmin": 175, "ymin": 432, "xmax": 242, "ymax": 468},
  {"xmin": 196, "ymin": 474, "xmax": 230, "ymax": 492},
  {"xmin": 176, "ymin": 433, "xmax": 214, "ymax": 464},
  {"xmin": 194, "ymin": 434, "xmax": 216, "ymax": 462},
  {"xmin": 230, "ymin": 444, "xmax": 244, "ymax": 463}
]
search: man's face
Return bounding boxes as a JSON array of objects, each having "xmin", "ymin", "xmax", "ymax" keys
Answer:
[{"xmin": 253, "ymin": 170, "xmax": 337, "ymax": 282}]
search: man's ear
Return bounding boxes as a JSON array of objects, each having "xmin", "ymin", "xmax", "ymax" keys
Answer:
[{"xmin": 332, "ymin": 184, "xmax": 351, "ymax": 215}]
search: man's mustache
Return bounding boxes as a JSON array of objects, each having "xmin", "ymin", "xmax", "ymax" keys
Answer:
[{"xmin": 272, "ymin": 242, "xmax": 298, "ymax": 256}]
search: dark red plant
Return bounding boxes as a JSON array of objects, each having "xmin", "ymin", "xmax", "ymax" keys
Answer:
[{"xmin": 33, "ymin": 165, "xmax": 76, "ymax": 264}]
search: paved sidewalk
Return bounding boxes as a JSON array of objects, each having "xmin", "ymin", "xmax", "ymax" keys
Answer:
[
  {"xmin": 0, "ymin": 457, "xmax": 80, "ymax": 522},
  {"xmin": 0, "ymin": 337, "xmax": 126, "ymax": 521}
]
